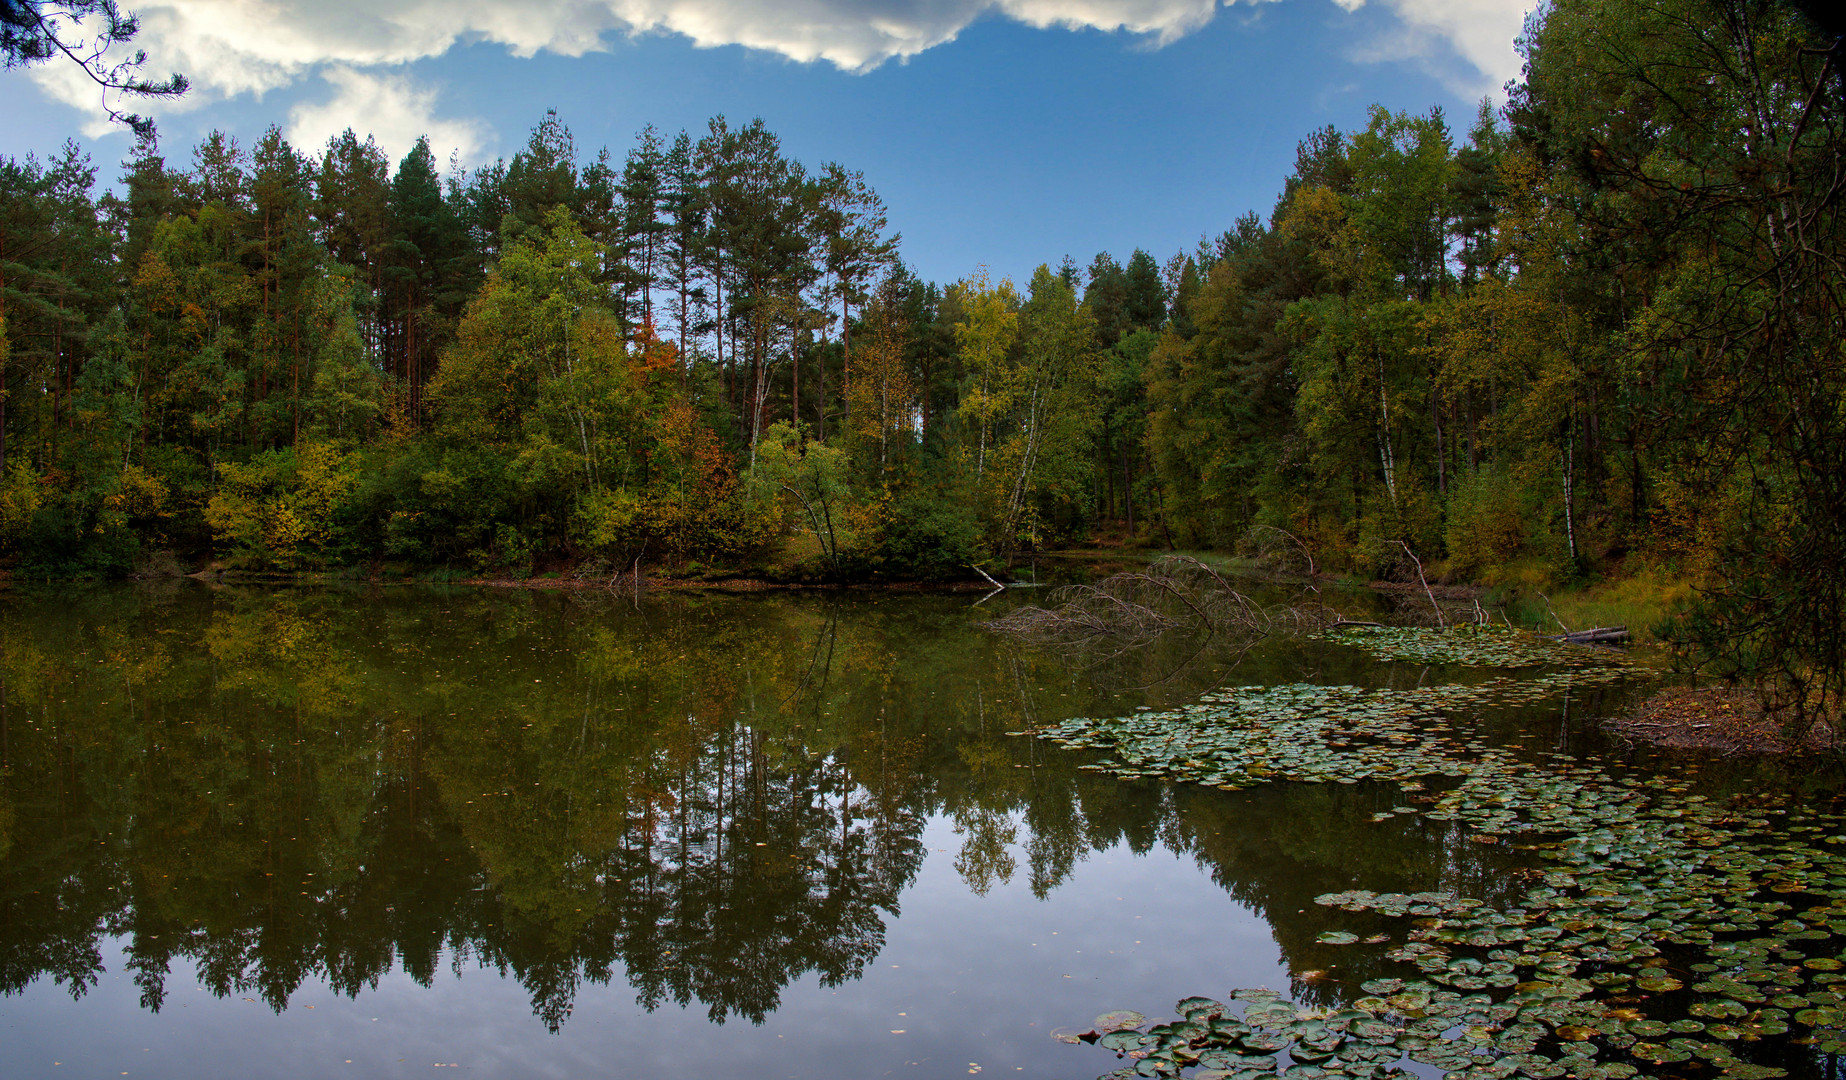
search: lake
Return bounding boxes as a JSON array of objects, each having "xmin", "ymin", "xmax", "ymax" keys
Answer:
[{"xmin": 0, "ymin": 581, "xmax": 1732, "ymax": 1079}]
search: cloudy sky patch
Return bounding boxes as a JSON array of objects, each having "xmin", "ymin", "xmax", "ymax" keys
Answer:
[
  {"xmin": 28, "ymin": 0, "xmax": 1525, "ymax": 129},
  {"xmin": 3, "ymin": 0, "xmax": 1535, "ymax": 284}
]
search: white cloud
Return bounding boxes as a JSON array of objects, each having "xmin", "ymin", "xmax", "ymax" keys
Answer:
[
  {"xmin": 287, "ymin": 66, "xmax": 490, "ymax": 165},
  {"xmin": 1341, "ymin": 0, "xmax": 1530, "ymax": 96},
  {"xmin": 29, "ymin": 0, "xmax": 1223, "ymax": 100},
  {"xmin": 25, "ymin": 0, "xmax": 1531, "ymax": 142}
]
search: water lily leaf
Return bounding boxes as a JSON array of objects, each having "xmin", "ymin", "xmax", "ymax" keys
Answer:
[
  {"xmin": 1103, "ymin": 1031, "xmax": 1152, "ymax": 1052},
  {"xmin": 1245, "ymin": 1004, "xmax": 1297, "ymax": 1027},
  {"xmin": 1631, "ymin": 1042, "xmax": 1689, "ymax": 1063},
  {"xmin": 1347, "ymin": 1019, "xmax": 1399, "ymax": 1045}
]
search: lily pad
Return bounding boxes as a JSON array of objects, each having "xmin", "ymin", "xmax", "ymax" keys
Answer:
[{"xmin": 1095, "ymin": 1011, "xmax": 1146, "ymax": 1032}]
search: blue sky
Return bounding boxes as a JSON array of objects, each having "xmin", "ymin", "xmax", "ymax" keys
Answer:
[{"xmin": 1, "ymin": 0, "xmax": 1532, "ymax": 287}]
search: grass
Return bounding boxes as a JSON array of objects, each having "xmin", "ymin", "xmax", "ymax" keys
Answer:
[{"xmin": 1499, "ymin": 565, "xmax": 1693, "ymax": 642}]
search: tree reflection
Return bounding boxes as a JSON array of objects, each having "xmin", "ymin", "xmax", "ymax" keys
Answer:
[{"xmin": 0, "ymin": 584, "xmax": 1574, "ymax": 1029}]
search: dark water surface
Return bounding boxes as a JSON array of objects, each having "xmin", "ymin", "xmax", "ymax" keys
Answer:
[{"xmin": 0, "ymin": 583, "xmax": 1630, "ymax": 1079}]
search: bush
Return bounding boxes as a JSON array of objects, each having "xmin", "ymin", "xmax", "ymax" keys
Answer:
[
  {"xmin": 863, "ymin": 489, "xmax": 983, "ymax": 581},
  {"xmin": 0, "ymin": 465, "xmax": 44, "ymax": 555},
  {"xmin": 205, "ymin": 442, "xmax": 362, "ymax": 569}
]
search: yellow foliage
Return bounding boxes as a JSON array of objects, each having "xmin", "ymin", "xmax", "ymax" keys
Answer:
[
  {"xmin": 206, "ymin": 441, "xmax": 361, "ymax": 569},
  {"xmin": 0, "ymin": 464, "xmax": 44, "ymax": 551},
  {"xmin": 106, "ymin": 464, "xmax": 169, "ymax": 521},
  {"xmin": 846, "ymin": 304, "xmax": 918, "ymax": 476}
]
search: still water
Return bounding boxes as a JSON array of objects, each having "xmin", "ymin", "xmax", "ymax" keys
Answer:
[{"xmin": 0, "ymin": 582, "xmax": 1621, "ymax": 1079}]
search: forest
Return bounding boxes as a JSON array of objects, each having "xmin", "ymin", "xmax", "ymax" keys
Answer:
[{"xmin": 1, "ymin": 0, "xmax": 1842, "ymax": 720}]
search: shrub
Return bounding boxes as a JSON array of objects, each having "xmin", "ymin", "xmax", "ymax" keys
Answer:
[
  {"xmin": 864, "ymin": 489, "xmax": 983, "ymax": 580},
  {"xmin": 205, "ymin": 442, "xmax": 362, "ymax": 569}
]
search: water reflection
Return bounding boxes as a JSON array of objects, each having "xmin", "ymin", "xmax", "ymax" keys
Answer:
[{"xmin": 1, "ymin": 583, "xmax": 1569, "ymax": 1039}]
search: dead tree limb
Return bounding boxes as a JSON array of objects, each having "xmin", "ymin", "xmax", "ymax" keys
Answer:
[
  {"xmin": 1537, "ymin": 592, "xmax": 1572, "ymax": 635},
  {"xmin": 1395, "ymin": 541, "xmax": 1445, "ymax": 629}
]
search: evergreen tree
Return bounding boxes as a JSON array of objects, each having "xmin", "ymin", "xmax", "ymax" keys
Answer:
[
  {"xmin": 660, "ymin": 130, "xmax": 708, "ymax": 374},
  {"xmin": 620, "ymin": 125, "xmax": 669, "ymax": 328}
]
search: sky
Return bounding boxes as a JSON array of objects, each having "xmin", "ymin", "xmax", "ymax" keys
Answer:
[{"xmin": 0, "ymin": 0, "xmax": 1536, "ymax": 287}]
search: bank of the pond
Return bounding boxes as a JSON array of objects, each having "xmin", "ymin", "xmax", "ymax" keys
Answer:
[
  {"xmin": 1608, "ymin": 686, "xmax": 1838, "ymax": 756},
  {"xmin": 0, "ymin": 545, "xmax": 1148, "ymax": 591}
]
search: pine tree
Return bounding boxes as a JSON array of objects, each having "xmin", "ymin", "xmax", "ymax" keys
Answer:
[
  {"xmin": 660, "ymin": 130, "xmax": 708, "ymax": 376},
  {"xmin": 386, "ymin": 136, "xmax": 473, "ymax": 418},
  {"xmin": 314, "ymin": 130, "xmax": 391, "ymax": 363},
  {"xmin": 815, "ymin": 161, "xmax": 897, "ymax": 428},
  {"xmin": 250, "ymin": 126, "xmax": 318, "ymax": 443},
  {"xmin": 620, "ymin": 125, "xmax": 669, "ymax": 329}
]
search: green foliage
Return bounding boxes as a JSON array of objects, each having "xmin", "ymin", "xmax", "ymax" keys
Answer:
[
  {"xmin": 751, "ymin": 420, "xmax": 858, "ymax": 574},
  {"xmin": 1442, "ymin": 463, "xmax": 1525, "ymax": 578},
  {"xmin": 861, "ymin": 487, "xmax": 983, "ymax": 581},
  {"xmin": 5, "ymin": 52, "xmax": 1843, "ymax": 720}
]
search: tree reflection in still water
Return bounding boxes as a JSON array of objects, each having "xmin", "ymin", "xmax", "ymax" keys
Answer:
[{"xmin": 0, "ymin": 583, "xmax": 1556, "ymax": 1028}]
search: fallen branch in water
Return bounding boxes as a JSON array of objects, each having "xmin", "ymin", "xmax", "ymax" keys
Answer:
[
  {"xmin": 983, "ymin": 556, "xmax": 1337, "ymax": 646},
  {"xmin": 1556, "ymin": 625, "xmax": 1629, "ymax": 645}
]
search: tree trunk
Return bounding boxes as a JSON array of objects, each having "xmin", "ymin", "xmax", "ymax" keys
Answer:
[
  {"xmin": 0, "ymin": 254, "xmax": 7, "ymax": 474},
  {"xmin": 1432, "ymin": 393, "xmax": 1446, "ymax": 495},
  {"xmin": 714, "ymin": 265, "xmax": 727, "ymax": 406},
  {"xmin": 1561, "ymin": 423, "xmax": 1577, "ymax": 564},
  {"xmin": 1376, "ymin": 347, "xmax": 1397, "ymax": 505},
  {"xmin": 1123, "ymin": 442, "xmax": 1134, "ymax": 537}
]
